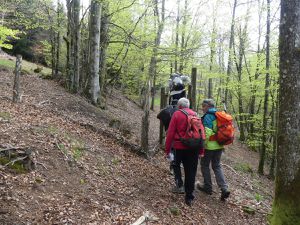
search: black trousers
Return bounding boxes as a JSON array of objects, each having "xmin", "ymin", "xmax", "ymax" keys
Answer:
[{"xmin": 173, "ymin": 148, "xmax": 199, "ymax": 200}]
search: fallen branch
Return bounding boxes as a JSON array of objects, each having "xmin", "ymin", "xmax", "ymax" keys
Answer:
[
  {"xmin": 4, "ymin": 156, "xmax": 27, "ymax": 167},
  {"xmin": 227, "ymin": 201, "xmax": 272, "ymax": 216},
  {"xmin": 36, "ymin": 162, "xmax": 48, "ymax": 169},
  {"xmin": 37, "ymin": 100, "xmax": 51, "ymax": 106}
]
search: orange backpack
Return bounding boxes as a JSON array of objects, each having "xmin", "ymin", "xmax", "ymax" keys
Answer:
[{"xmin": 210, "ymin": 111, "xmax": 235, "ymax": 145}]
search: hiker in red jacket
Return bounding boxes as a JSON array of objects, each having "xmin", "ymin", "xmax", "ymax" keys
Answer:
[{"xmin": 165, "ymin": 97, "xmax": 205, "ymax": 206}]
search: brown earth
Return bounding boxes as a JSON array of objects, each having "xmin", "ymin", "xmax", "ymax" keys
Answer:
[{"xmin": 0, "ymin": 63, "xmax": 273, "ymax": 225}]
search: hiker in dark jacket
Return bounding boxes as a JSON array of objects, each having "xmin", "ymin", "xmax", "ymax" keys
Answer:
[
  {"xmin": 169, "ymin": 77, "xmax": 186, "ymax": 106},
  {"xmin": 165, "ymin": 98, "xmax": 205, "ymax": 206},
  {"xmin": 197, "ymin": 99, "xmax": 230, "ymax": 201},
  {"xmin": 157, "ymin": 105, "xmax": 178, "ymax": 131}
]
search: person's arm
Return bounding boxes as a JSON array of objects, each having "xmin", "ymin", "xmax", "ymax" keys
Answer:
[
  {"xmin": 165, "ymin": 113, "xmax": 177, "ymax": 155},
  {"xmin": 203, "ymin": 114, "xmax": 215, "ymax": 141}
]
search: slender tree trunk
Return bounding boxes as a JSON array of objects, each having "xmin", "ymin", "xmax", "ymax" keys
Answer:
[
  {"xmin": 179, "ymin": 0, "xmax": 187, "ymax": 73},
  {"xmin": 55, "ymin": 0, "xmax": 62, "ymax": 78},
  {"xmin": 224, "ymin": 0, "xmax": 237, "ymax": 105},
  {"xmin": 89, "ymin": 1, "xmax": 101, "ymax": 105},
  {"xmin": 66, "ymin": 0, "xmax": 74, "ymax": 90},
  {"xmin": 271, "ymin": 1, "xmax": 300, "ymax": 223},
  {"xmin": 208, "ymin": 17, "xmax": 216, "ymax": 99},
  {"xmin": 236, "ymin": 25, "xmax": 247, "ymax": 141},
  {"xmin": 99, "ymin": 4, "xmax": 110, "ymax": 109},
  {"xmin": 249, "ymin": 0, "xmax": 263, "ymax": 136},
  {"xmin": 174, "ymin": 0, "xmax": 180, "ymax": 72},
  {"xmin": 73, "ymin": 0, "xmax": 81, "ymax": 92},
  {"xmin": 50, "ymin": 26, "xmax": 56, "ymax": 78},
  {"xmin": 258, "ymin": 0, "xmax": 271, "ymax": 175},
  {"xmin": 141, "ymin": 0, "xmax": 165, "ymax": 153},
  {"xmin": 269, "ymin": 93, "xmax": 278, "ymax": 179},
  {"xmin": 13, "ymin": 55, "xmax": 22, "ymax": 103}
]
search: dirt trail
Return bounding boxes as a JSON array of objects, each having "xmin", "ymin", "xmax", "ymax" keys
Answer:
[{"xmin": 0, "ymin": 65, "xmax": 273, "ymax": 224}]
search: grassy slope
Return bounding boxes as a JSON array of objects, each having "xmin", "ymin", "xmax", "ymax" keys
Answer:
[{"xmin": 0, "ymin": 57, "xmax": 51, "ymax": 75}]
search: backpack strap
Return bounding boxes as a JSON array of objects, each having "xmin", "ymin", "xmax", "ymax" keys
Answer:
[
  {"xmin": 179, "ymin": 109, "xmax": 189, "ymax": 116},
  {"xmin": 179, "ymin": 109, "xmax": 198, "ymax": 116}
]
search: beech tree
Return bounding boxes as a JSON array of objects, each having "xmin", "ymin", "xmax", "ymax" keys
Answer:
[
  {"xmin": 271, "ymin": 0, "xmax": 300, "ymax": 223},
  {"xmin": 141, "ymin": 0, "xmax": 165, "ymax": 153},
  {"xmin": 88, "ymin": 0, "xmax": 102, "ymax": 105}
]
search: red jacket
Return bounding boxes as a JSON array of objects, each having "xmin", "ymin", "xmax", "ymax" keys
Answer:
[{"xmin": 165, "ymin": 107, "xmax": 205, "ymax": 155}]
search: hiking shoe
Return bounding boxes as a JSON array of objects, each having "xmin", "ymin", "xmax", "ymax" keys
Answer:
[
  {"xmin": 221, "ymin": 190, "xmax": 230, "ymax": 201},
  {"xmin": 196, "ymin": 184, "xmax": 212, "ymax": 195},
  {"xmin": 185, "ymin": 198, "xmax": 193, "ymax": 207},
  {"xmin": 171, "ymin": 186, "xmax": 185, "ymax": 194}
]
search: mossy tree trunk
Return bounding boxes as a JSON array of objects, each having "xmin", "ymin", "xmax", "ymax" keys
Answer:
[{"xmin": 271, "ymin": 1, "xmax": 300, "ymax": 224}]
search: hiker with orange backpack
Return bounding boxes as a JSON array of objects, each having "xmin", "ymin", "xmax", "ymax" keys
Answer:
[
  {"xmin": 165, "ymin": 98, "xmax": 205, "ymax": 206},
  {"xmin": 197, "ymin": 99, "xmax": 232, "ymax": 201}
]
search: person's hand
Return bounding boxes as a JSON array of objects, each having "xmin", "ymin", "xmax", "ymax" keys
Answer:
[
  {"xmin": 199, "ymin": 149, "xmax": 205, "ymax": 158},
  {"xmin": 166, "ymin": 152, "xmax": 174, "ymax": 162}
]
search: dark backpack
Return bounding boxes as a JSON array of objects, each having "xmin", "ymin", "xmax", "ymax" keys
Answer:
[
  {"xmin": 209, "ymin": 111, "xmax": 235, "ymax": 145},
  {"xmin": 157, "ymin": 105, "xmax": 178, "ymax": 130},
  {"xmin": 179, "ymin": 109, "xmax": 206, "ymax": 149}
]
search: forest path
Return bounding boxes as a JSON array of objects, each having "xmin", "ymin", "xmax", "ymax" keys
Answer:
[{"xmin": 0, "ymin": 64, "xmax": 273, "ymax": 224}]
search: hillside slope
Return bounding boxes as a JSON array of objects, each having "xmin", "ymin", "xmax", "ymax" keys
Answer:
[{"xmin": 0, "ymin": 60, "xmax": 273, "ymax": 224}]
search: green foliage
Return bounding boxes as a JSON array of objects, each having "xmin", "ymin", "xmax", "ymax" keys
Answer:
[
  {"xmin": 0, "ymin": 26, "xmax": 19, "ymax": 49},
  {"xmin": 254, "ymin": 193, "xmax": 264, "ymax": 202},
  {"xmin": 0, "ymin": 112, "xmax": 11, "ymax": 122},
  {"xmin": 111, "ymin": 156, "xmax": 121, "ymax": 165},
  {"xmin": 0, "ymin": 157, "xmax": 27, "ymax": 173},
  {"xmin": 169, "ymin": 206, "xmax": 180, "ymax": 216},
  {"xmin": 234, "ymin": 163, "xmax": 253, "ymax": 174},
  {"xmin": 39, "ymin": 40, "xmax": 52, "ymax": 66}
]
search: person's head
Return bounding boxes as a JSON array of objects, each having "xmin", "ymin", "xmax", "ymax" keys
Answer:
[
  {"xmin": 177, "ymin": 97, "xmax": 190, "ymax": 109},
  {"xmin": 202, "ymin": 99, "xmax": 215, "ymax": 113}
]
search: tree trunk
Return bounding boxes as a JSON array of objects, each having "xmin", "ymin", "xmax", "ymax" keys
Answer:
[
  {"xmin": 89, "ymin": 1, "xmax": 101, "ymax": 105},
  {"xmin": 271, "ymin": 1, "xmax": 300, "ymax": 223},
  {"xmin": 190, "ymin": 68, "xmax": 197, "ymax": 110},
  {"xmin": 50, "ymin": 26, "xmax": 56, "ymax": 79},
  {"xmin": 208, "ymin": 17, "xmax": 216, "ymax": 99},
  {"xmin": 13, "ymin": 55, "xmax": 22, "ymax": 103},
  {"xmin": 174, "ymin": 0, "xmax": 180, "ymax": 72},
  {"xmin": 73, "ymin": 0, "xmax": 81, "ymax": 92},
  {"xmin": 141, "ymin": 0, "xmax": 165, "ymax": 153},
  {"xmin": 236, "ymin": 25, "xmax": 246, "ymax": 141},
  {"xmin": 224, "ymin": 0, "xmax": 237, "ymax": 105},
  {"xmin": 99, "ymin": 4, "xmax": 110, "ymax": 109},
  {"xmin": 249, "ymin": 0, "xmax": 263, "ymax": 136},
  {"xmin": 55, "ymin": 0, "xmax": 62, "ymax": 78},
  {"xmin": 258, "ymin": 0, "xmax": 271, "ymax": 175},
  {"xmin": 179, "ymin": 0, "xmax": 187, "ymax": 73},
  {"xmin": 269, "ymin": 94, "xmax": 278, "ymax": 179},
  {"xmin": 66, "ymin": 0, "xmax": 74, "ymax": 90}
]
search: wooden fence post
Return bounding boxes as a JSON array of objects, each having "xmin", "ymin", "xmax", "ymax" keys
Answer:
[
  {"xmin": 191, "ymin": 67, "xmax": 197, "ymax": 110},
  {"xmin": 13, "ymin": 55, "xmax": 22, "ymax": 103},
  {"xmin": 187, "ymin": 84, "xmax": 192, "ymax": 107}
]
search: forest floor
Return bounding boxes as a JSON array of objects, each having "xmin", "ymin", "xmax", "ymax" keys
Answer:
[{"xmin": 0, "ymin": 57, "xmax": 274, "ymax": 225}]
